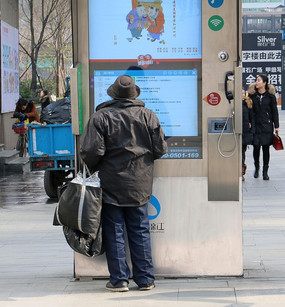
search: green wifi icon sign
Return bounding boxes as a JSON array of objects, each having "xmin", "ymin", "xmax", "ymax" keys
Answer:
[{"xmin": 208, "ymin": 15, "xmax": 224, "ymax": 31}]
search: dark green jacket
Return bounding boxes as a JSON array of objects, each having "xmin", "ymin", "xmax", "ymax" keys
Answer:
[{"xmin": 80, "ymin": 98, "xmax": 167, "ymax": 207}]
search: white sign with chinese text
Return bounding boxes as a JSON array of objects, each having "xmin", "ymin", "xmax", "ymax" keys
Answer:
[{"xmin": 1, "ymin": 21, "xmax": 19, "ymax": 113}]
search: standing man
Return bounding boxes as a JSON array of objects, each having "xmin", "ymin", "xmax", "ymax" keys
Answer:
[{"xmin": 80, "ymin": 75, "xmax": 167, "ymax": 292}]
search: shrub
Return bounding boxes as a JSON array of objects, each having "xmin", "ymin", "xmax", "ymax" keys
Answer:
[
  {"xmin": 19, "ymin": 79, "xmax": 57, "ymax": 103},
  {"xmin": 19, "ymin": 80, "xmax": 33, "ymax": 100}
]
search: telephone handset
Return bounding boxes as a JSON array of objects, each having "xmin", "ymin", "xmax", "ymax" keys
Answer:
[
  {"xmin": 217, "ymin": 71, "xmax": 238, "ymax": 158},
  {"xmin": 225, "ymin": 72, "xmax": 234, "ymax": 101}
]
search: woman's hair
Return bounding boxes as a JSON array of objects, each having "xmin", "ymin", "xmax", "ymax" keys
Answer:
[
  {"xmin": 257, "ymin": 74, "xmax": 269, "ymax": 90},
  {"xmin": 17, "ymin": 98, "xmax": 28, "ymax": 107},
  {"xmin": 42, "ymin": 89, "xmax": 49, "ymax": 96}
]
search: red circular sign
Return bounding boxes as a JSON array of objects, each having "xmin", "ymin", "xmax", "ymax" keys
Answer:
[
  {"xmin": 207, "ymin": 92, "xmax": 221, "ymax": 106},
  {"xmin": 137, "ymin": 54, "xmax": 153, "ymax": 68}
]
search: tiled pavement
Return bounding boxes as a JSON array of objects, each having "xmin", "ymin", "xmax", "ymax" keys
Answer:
[{"xmin": 0, "ymin": 108, "xmax": 285, "ymax": 306}]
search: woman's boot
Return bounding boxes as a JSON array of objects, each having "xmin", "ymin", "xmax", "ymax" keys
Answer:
[
  {"xmin": 254, "ymin": 162, "xmax": 259, "ymax": 178},
  {"xmin": 242, "ymin": 164, "xmax": 247, "ymax": 181},
  {"xmin": 263, "ymin": 165, "xmax": 269, "ymax": 180}
]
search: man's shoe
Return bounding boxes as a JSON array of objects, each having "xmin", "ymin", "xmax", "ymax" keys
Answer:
[
  {"xmin": 139, "ymin": 282, "xmax": 155, "ymax": 291},
  {"xmin": 106, "ymin": 280, "xmax": 129, "ymax": 292}
]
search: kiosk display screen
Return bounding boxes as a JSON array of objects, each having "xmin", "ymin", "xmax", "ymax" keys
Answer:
[
  {"xmin": 93, "ymin": 70, "xmax": 198, "ymax": 137},
  {"xmin": 89, "ymin": 0, "xmax": 202, "ymax": 159}
]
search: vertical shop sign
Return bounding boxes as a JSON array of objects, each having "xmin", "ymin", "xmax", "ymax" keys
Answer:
[{"xmin": 242, "ymin": 33, "xmax": 281, "ymax": 103}]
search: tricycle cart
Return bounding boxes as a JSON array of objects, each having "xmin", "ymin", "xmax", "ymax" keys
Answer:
[{"xmin": 28, "ymin": 123, "xmax": 75, "ymax": 199}]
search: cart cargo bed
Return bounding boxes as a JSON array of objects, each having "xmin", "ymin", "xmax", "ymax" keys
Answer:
[{"xmin": 28, "ymin": 123, "xmax": 75, "ymax": 171}]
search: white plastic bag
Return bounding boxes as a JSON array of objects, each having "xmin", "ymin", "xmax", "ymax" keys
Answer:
[{"xmin": 72, "ymin": 165, "xmax": 100, "ymax": 187}]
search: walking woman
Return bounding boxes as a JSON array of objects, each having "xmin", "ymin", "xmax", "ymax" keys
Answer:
[{"xmin": 248, "ymin": 74, "xmax": 279, "ymax": 180}]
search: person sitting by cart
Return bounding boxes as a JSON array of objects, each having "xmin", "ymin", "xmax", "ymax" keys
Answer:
[
  {"xmin": 13, "ymin": 98, "xmax": 40, "ymax": 123},
  {"xmin": 39, "ymin": 90, "xmax": 51, "ymax": 122}
]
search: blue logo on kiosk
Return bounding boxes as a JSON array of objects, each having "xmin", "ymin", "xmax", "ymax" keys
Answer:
[
  {"xmin": 148, "ymin": 195, "xmax": 161, "ymax": 220},
  {"xmin": 208, "ymin": 0, "xmax": 224, "ymax": 8}
]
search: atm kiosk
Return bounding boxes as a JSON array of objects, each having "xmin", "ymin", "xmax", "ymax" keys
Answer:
[{"xmin": 70, "ymin": 0, "xmax": 243, "ymax": 277}]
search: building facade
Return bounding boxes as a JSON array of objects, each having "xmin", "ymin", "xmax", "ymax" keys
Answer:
[{"xmin": 243, "ymin": 0, "xmax": 284, "ymax": 12}]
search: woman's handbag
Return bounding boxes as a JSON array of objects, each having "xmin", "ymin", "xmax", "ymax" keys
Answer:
[
  {"xmin": 273, "ymin": 133, "xmax": 284, "ymax": 151},
  {"xmin": 53, "ymin": 164, "xmax": 104, "ymax": 257}
]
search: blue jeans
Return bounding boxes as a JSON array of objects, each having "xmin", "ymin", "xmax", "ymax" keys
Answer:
[{"xmin": 102, "ymin": 203, "xmax": 154, "ymax": 286}]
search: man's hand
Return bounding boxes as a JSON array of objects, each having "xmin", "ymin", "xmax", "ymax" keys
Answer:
[
  {"xmin": 13, "ymin": 112, "xmax": 21, "ymax": 118},
  {"xmin": 19, "ymin": 114, "xmax": 27, "ymax": 121}
]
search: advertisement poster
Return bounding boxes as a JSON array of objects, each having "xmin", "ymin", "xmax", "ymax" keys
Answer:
[
  {"xmin": 89, "ymin": 0, "xmax": 202, "ymax": 158},
  {"xmin": 242, "ymin": 33, "xmax": 281, "ymax": 96},
  {"xmin": 1, "ymin": 21, "xmax": 19, "ymax": 113},
  {"xmin": 89, "ymin": 0, "xmax": 201, "ymax": 61}
]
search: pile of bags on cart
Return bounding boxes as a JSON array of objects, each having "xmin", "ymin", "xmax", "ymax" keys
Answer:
[{"xmin": 41, "ymin": 97, "xmax": 72, "ymax": 124}]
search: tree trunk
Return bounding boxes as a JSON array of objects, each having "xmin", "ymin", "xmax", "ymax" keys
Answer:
[
  {"xmin": 30, "ymin": 53, "xmax": 38, "ymax": 94},
  {"xmin": 56, "ymin": 50, "xmax": 60, "ymax": 97}
]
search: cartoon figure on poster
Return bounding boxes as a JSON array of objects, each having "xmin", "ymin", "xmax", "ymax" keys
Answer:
[
  {"xmin": 126, "ymin": 5, "xmax": 148, "ymax": 41},
  {"xmin": 146, "ymin": 6, "xmax": 165, "ymax": 42},
  {"xmin": 126, "ymin": 0, "xmax": 165, "ymax": 43}
]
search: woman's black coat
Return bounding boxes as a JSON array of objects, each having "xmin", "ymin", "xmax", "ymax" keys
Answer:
[
  {"xmin": 248, "ymin": 83, "xmax": 279, "ymax": 146},
  {"xmin": 40, "ymin": 95, "xmax": 50, "ymax": 110},
  {"xmin": 40, "ymin": 95, "xmax": 51, "ymax": 122}
]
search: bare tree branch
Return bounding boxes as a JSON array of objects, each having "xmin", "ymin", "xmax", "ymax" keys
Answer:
[{"xmin": 19, "ymin": 0, "xmax": 72, "ymax": 95}]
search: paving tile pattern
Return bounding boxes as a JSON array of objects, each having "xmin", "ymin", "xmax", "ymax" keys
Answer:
[{"xmin": 1, "ymin": 108, "xmax": 285, "ymax": 306}]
